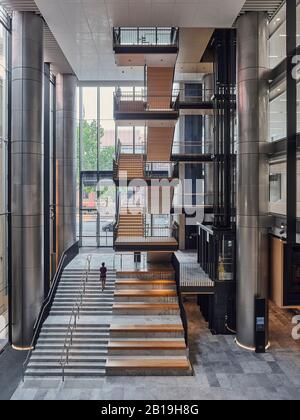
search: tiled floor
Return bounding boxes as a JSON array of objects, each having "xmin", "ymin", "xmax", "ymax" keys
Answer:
[{"xmin": 11, "ymin": 297, "xmax": 300, "ymax": 400}]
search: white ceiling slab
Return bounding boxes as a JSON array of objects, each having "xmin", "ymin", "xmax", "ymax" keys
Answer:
[{"xmin": 35, "ymin": 0, "xmax": 246, "ymax": 82}]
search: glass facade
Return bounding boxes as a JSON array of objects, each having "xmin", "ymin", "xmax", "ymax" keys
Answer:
[
  {"xmin": 269, "ymin": 5, "xmax": 286, "ymax": 69},
  {"xmin": 78, "ymin": 85, "xmax": 118, "ymax": 247},
  {"xmin": 0, "ymin": 7, "xmax": 9, "ymax": 347},
  {"xmin": 268, "ymin": 2, "xmax": 300, "ymax": 220}
]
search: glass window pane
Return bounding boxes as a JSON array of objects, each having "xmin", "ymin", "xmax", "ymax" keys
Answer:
[
  {"xmin": 269, "ymin": 5, "xmax": 286, "ymax": 69},
  {"xmin": 100, "ymin": 87, "xmax": 115, "ymax": 170},
  {"xmin": 81, "ymin": 88, "xmax": 98, "ymax": 171},
  {"xmin": 270, "ymin": 89, "xmax": 286, "ymax": 142}
]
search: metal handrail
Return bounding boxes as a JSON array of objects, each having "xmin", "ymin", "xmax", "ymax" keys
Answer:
[
  {"xmin": 113, "ymin": 27, "xmax": 179, "ymax": 47},
  {"xmin": 59, "ymin": 255, "xmax": 92, "ymax": 381},
  {"xmin": 22, "ymin": 254, "xmax": 67, "ymax": 381},
  {"xmin": 113, "ymin": 252, "xmax": 147, "ymax": 271}
]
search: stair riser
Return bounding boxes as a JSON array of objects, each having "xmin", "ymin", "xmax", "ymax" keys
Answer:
[
  {"xmin": 36, "ymin": 345, "xmax": 108, "ymax": 350},
  {"xmin": 116, "ymin": 284, "xmax": 176, "ymax": 291},
  {"xmin": 54, "ymin": 297, "xmax": 113, "ymax": 301},
  {"xmin": 41, "ymin": 325, "xmax": 110, "ymax": 330},
  {"xmin": 108, "ymin": 349, "xmax": 187, "ymax": 356},
  {"xmin": 50, "ymin": 311, "xmax": 111, "ymax": 316},
  {"xmin": 52, "ymin": 303, "xmax": 113, "ymax": 307},
  {"xmin": 110, "ymin": 332, "xmax": 184, "ymax": 339},
  {"xmin": 114, "ymin": 296, "xmax": 178, "ymax": 303},
  {"xmin": 55, "ymin": 292, "xmax": 114, "ymax": 296},
  {"xmin": 60, "ymin": 280, "xmax": 115, "ymax": 284},
  {"xmin": 30, "ymin": 358, "xmax": 106, "ymax": 364},
  {"xmin": 32, "ymin": 352, "xmax": 107, "ymax": 358},
  {"xmin": 106, "ymin": 368, "xmax": 192, "ymax": 376},
  {"xmin": 37, "ymin": 340, "xmax": 108, "ymax": 345},
  {"xmin": 113, "ymin": 308, "xmax": 180, "ymax": 315},
  {"xmin": 51, "ymin": 308, "xmax": 112, "ymax": 313},
  {"xmin": 39, "ymin": 334, "xmax": 109, "ymax": 339},
  {"xmin": 25, "ymin": 372, "xmax": 105, "ymax": 378},
  {"xmin": 117, "ymin": 274, "xmax": 174, "ymax": 280},
  {"xmin": 57, "ymin": 285, "xmax": 115, "ymax": 289}
]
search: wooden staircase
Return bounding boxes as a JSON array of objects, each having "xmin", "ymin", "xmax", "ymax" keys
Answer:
[
  {"xmin": 118, "ymin": 154, "xmax": 144, "ymax": 179},
  {"xmin": 117, "ymin": 213, "xmax": 144, "ymax": 237},
  {"xmin": 146, "ymin": 67, "xmax": 176, "ymax": 161},
  {"xmin": 107, "ymin": 272, "xmax": 192, "ymax": 376}
]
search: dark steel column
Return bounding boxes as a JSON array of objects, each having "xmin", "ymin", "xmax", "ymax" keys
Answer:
[
  {"xmin": 203, "ymin": 74, "xmax": 214, "ymax": 214},
  {"xmin": 44, "ymin": 63, "xmax": 51, "ymax": 297},
  {"xmin": 286, "ymin": 0, "xmax": 297, "ymax": 293},
  {"xmin": 11, "ymin": 12, "xmax": 44, "ymax": 349},
  {"xmin": 56, "ymin": 74, "xmax": 77, "ymax": 262},
  {"xmin": 236, "ymin": 12, "xmax": 270, "ymax": 349}
]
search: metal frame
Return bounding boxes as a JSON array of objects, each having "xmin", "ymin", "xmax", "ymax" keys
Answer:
[
  {"xmin": 284, "ymin": 0, "xmax": 300, "ymax": 306},
  {"xmin": 7, "ymin": 15, "xmax": 12, "ymax": 344},
  {"xmin": 44, "ymin": 63, "xmax": 51, "ymax": 297}
]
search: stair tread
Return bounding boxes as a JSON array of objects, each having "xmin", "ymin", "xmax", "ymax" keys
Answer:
[
  {"xmin": 110, "ymin": 324, "xmax": 183, "ymax": 332},
  {"xmin": 108, "ymin": 340, "xmax": 185, "ymax": 349},
  {"xmin": 113, "ymin": 303, "xmax": 179, "ymax": 309},
  {"xmin": 115, "ymin": 290, "xmax": 177, "ymax": 296},
  {"xmin": 106, "ymin": 358, "xmax": 190, "ymax": 369},
  {"xmin": 116, "ymin": 280, "xmax": 175, "ymax": 284}
]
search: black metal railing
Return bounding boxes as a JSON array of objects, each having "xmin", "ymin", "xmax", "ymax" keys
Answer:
[
  {"xmin": 22, "ymin": 241, "xmax": 79, "ymax": 380},
  {"xmin": 171, "ymin": 254, "xmax": 189, "ymax": 350},
  {"xmin": 113, "ymin": 192, "xmax": 121, "ymax": 245},
  {"xmin": 144, "ymin": 161, "xmax": 178, "ymax": 178},
  {"xmin": 173, "ymin": 88, "xmax": 214, "ymax": 103},
  {"xmin": 113, "ymin": 27, "xmax": 179, "ymax": 47},
  {"xmin": 116, "ymin": 141, "xmax": 146, "ymax": 156},
  {"xmin": 144, "ymin": 224, "xmax": 178, "ymax": 239},
  {"xmin": 197, "ymin": 223, "xmax": 235, "ymax": 283},
  {"xmin": 172, "ymin": 141, "xmax": 205, "ymax": 156},
  {"xmin": 114, "ymin": 92, "xmax": 179, "ymax": 113}
]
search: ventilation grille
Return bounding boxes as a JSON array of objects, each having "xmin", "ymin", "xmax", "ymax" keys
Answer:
[{"xmin": 240, "ymin": 0, "xmax": 285, "ymax": 18}]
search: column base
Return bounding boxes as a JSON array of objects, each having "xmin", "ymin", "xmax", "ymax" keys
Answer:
[
  {"xmin": 12, "ymin": 344, "xmax": 34, "ymax": 352},
  {"xmin": 235, "ymin": 338, "xmax": 271, "ymax": 352}
]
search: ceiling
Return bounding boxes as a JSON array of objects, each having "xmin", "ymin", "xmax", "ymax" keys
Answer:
[
  {"xmin": 34, "ymin": 0, "xmax": 246, "ymax": 82},
  {"xmin": 240, "ymin": 0, "xmax": 285, "ymax": 18},
  {"xmin": 0, "ymin": 0, "xmax": 73, "ymax": 74},
  {"xmin": 1, "ymin": 1, "xmax": 286, "ymax": 82}
]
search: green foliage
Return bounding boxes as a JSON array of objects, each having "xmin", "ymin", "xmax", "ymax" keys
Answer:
[{"xmin": 78, "ymin": 119, "xmax": 115, "ymax": 171}]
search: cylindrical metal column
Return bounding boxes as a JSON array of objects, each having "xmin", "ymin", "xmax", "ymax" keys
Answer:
[
  {"xmin": 56, "ymin": 74, "xmax": 77, "ymax": 262},
  {"xmin": 203, "ymin": 74, "xmax": 214, "ymax": 212},
  {"xmin": 236, "ymin": 12, "xmax": 270, "ymax": 349},
  {"xmin": 11, "ymin": 12, "xmax": 44, "ymax": 349}
]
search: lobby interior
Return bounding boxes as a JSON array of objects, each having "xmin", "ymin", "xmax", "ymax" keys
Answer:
[{"xmin": 0, "ymin": 0, "xmax": 300, "ymax": 401}]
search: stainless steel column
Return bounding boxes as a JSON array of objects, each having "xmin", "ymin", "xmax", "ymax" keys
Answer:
[
  {"xmin": 236, "ymin": 12, "xmax": 270, "ymax": 349},
  {"xmin": 203, "ymin": 74, "xmax": 214, "ymax": 214},
  {"xmin": 11, "ymin": 12, "xmax": 44, "ymax": 349},
  {"xmin": 56, "ymin": 74, "xmax": 77, "ymax": 262}
]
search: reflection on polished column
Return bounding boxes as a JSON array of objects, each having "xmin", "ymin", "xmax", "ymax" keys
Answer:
[
  {"xmin": 11, "ymin": 12, "xmax": 44, "ymax": 349},
  {"xmin": 236, "ymin": 12, "xmax": 270, "ymax": 349},
  {"xmin": 56, "ymin": 74, "xmax": 78, "ymax": 262}
]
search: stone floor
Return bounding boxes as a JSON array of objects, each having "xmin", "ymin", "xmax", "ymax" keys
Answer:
[
  {"xmin": 10, "ymin": 298, "xmax": 300, "ymax": 401},
  {"xmin": 0, "ymin": 346, "xmax": 26, "ymax": 400}
]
